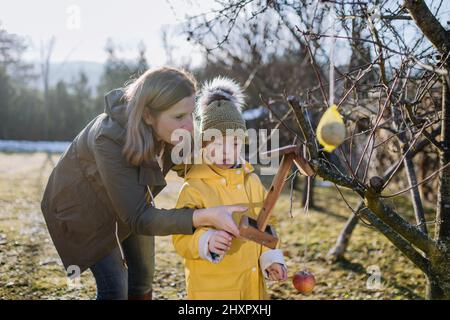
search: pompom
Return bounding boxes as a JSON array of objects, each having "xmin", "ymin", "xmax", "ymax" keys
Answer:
[{"xmin": 197, "ymin": 76, "xmax": 246, "ymax": 113}]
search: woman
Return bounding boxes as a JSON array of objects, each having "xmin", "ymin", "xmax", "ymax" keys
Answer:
[{"xmin": 41, "ymin": 67, "xmax": 246, "ymax": 300}]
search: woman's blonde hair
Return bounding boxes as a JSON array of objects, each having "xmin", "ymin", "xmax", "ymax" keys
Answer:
[{"xmin": 123, "ymin": 67, "xmax": 197, "ymax": 166}]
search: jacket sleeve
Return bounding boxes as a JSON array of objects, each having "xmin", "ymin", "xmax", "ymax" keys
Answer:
[
  {"xmin": 172, "ymin": 182, "xmax": 209, "ymax": 260},
  {"xmin": 92, "ymin": 135, "xmax": 195, "ymax": 236}
]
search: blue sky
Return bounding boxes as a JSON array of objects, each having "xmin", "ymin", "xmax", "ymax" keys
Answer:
[{"xmin": 1, "ymin": 0, "xmax": 211, "ymax": 66}]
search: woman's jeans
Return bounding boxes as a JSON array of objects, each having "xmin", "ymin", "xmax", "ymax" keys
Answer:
[{"xmin": 90, "ymin": 234, "xmax": 155, "ymax": 300}]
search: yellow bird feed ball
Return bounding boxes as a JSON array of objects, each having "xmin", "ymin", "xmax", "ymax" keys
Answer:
[{"xmin": 316, "ymin": 104, "xmax": 346, "ymax": 152}]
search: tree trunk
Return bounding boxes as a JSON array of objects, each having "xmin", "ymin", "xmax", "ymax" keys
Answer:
[
  {"xmin": 404, "ymin": 155, "xmax": 428, "ymax": 234},
  {"xmin": 327, "ymin": 202, "xmax": 363, "ymax": 262},
  {"xmin": 403, "ymin": 0, "xmax": 450, "ymax": 298},
  {"xmin": 427, "ymin": 74, "xmax": 450, "ymax": 299}
]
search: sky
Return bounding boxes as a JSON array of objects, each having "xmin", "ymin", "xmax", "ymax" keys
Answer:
[
  {"xmin": 2, "ymin": 0, "xmax": 449, "ymax": 68},
  {"xmin": 1, "ymin": 0, "xmax": 212, "ymax": 66}
]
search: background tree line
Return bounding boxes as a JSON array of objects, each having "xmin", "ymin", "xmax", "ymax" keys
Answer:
[
  {"xmin": 0, "ymin": 14, "xmax": 321, "ymax": 143},
  {"xmin": 0, "ymin": 28, "xmax": 149, "ymax": 141}
]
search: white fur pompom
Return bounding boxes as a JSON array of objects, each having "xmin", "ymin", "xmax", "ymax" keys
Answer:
[{"xmin": 197, "ymin": 76, "xmax": 246, "ymax": 113}]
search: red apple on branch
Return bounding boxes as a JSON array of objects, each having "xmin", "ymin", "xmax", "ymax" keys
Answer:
[{"xmin": 293, "ymin": 270, "xmax": 316, "ymax": 294}]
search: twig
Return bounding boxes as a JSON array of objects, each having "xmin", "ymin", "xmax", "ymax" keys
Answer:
[
  {"xmin": 297, "ymin": 26, "xmax": 329, "ymax": 107},
  {"xmin": 383, "ymin": 122, "xmax": 429, "ymax": 188},
  {"xmin": 355, "ymin": 75, "xmax": 400, "ymax": 176},
  {"xmin": 381, "ymin": 162, "xmax": 450, "ymax": 198}
]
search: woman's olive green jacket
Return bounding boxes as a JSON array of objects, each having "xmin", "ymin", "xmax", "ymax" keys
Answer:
[{"xmin": 41, "ymin": 88, "xmax": 195, "ymax": 273}]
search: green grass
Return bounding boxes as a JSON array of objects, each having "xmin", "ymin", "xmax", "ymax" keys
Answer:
[{"xmin": 0, "ymin": 152, "xmax": 427, "ymax": 299}]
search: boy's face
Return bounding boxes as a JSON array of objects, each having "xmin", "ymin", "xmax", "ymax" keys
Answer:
[{"xmin": 204, "ymin": 135, "xmax": 244, "ymax": 168}]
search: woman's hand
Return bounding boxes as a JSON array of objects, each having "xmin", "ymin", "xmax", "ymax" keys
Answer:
[
  {"xmin": 208, "ymin": 230, "xmax": 232, "ymax": 256},
  {"xmin": 193, "ymin": 205, "xmax": 247, "ymax": 237}
]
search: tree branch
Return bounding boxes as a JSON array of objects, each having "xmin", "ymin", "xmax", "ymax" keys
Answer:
[
  {"xmin": 365, "ymin": 187, "xmax": 435, "ymax": 255},
  {"xmin": 359, "ymin": 205, "xmax": 431, "ymax": 276},
  {"xmin": 287, "ymin": 94, "xmax": 437, "ymax": 256},
  {"xmin": 404, "ymin": 0, "xmax": 450, "ymax": 55}
]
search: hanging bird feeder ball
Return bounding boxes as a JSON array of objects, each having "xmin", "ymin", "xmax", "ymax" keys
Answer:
[{"xmin": 316, "ymin": 104, "xmax": 346, "ymax": 152}]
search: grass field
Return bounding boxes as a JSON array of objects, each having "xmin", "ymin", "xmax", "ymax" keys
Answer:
[{"xmin": 0, "ymin": 152, "xmax": 428, "ymax": 299}]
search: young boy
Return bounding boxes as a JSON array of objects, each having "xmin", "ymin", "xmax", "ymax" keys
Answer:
[{"xmin": 172, "ymin": 77, "xmax": 287, "ymax": 300}]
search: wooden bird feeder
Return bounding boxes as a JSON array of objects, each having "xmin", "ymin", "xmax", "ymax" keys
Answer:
[{"xmin": 239, "ymin": 145, "xmax": 315, "ymax": 249}]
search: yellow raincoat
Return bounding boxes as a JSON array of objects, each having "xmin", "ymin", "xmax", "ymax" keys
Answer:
[{"xmin": 173, "ymin": 161, "xmax": 285, "ymax": 300}]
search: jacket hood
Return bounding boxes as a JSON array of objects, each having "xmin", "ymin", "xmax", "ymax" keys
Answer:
[
  {"xmin": 104, "ymin": 88, "xmax": 128, "ymax": 128},
  {"xmin": 101, "ymin": 87, "xmax": 175, "ymax": 168}
]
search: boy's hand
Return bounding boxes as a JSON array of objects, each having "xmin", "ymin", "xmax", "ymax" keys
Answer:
[
  {"xmin": 266, "ymin": 263, "xmax": 287, "ymax": 281},
  {"xmin": 208, "ymin": 230, "xmax": 232, "ymax": 256}
]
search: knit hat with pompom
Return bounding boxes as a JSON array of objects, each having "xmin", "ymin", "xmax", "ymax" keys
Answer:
[{"xmin": 196, "ymin": 77, "xmax": 247, "ymax": 139}]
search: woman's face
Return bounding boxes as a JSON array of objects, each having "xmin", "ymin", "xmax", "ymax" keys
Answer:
[{"xmin": 145, "ymin": 94, "xmax": 195, "ymax": 145}]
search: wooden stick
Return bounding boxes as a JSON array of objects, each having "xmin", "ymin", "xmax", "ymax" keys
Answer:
[
  {"xmin": 293, "ymin": 154, "xmax": 315, "ymax": 177},
  {"xmin": 257, "ymin": 153, "xmax": 295, "ymax": 231}
]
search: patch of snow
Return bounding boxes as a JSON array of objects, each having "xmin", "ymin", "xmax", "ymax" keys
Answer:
[
  {"xmin": 243, "ymin": 107, "xmax": 268, "ymax": 120},
  {"xmin": 316, "ymin": 180, "xmax": 333, "ymax": 187},
  {"xmin": 0, "ymin": 140, "xmax": 71, "ymax": 153}
]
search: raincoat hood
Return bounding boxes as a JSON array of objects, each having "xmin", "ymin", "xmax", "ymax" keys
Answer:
[{"xmin": 104, "ymin": 88, "xmax": 128, "ymax": 128}]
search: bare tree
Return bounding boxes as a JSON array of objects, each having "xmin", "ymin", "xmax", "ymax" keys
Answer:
[
  {"xmin": 182, "ymin": 0, "xmax": 450, "ymax": 299},
  {"xmin": 40, "ymin": 37, "xmax": 55, "ymax": 101}
]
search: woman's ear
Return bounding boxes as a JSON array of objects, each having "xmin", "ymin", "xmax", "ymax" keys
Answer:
[{"xmin": 142, "ymin": 108, "xmax": 154, "ymax": 126}]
